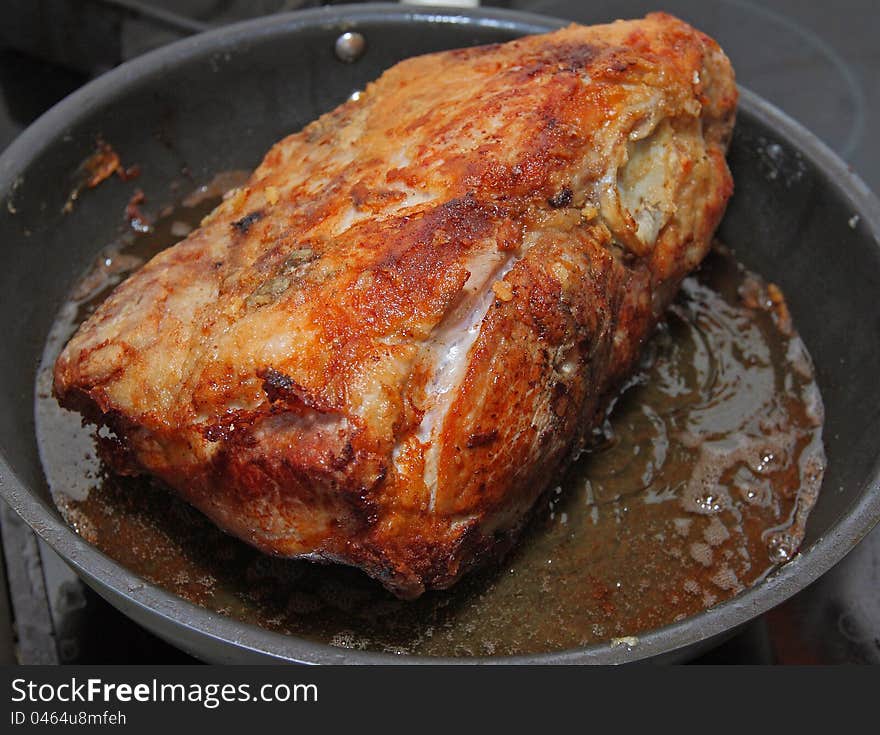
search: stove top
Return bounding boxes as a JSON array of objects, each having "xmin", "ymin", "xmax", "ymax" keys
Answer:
[{"xmin": 1, "ymin": 0, "xmax": 877, "ymax": 665}]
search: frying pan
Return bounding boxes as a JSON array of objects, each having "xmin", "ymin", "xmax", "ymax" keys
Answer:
[{"xmin": 1, "ymin": 4, "xmax": 879, "ymax": 664}]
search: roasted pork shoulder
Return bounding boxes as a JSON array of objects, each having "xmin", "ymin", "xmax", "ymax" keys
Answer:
[{"xmin": 55, "ymin": 13, "xmax": 737, "ymax": 598}]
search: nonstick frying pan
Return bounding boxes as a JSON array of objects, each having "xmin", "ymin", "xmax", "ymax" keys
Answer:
[{"xmin": 1, "ymin": 4, "xmax": 879, "ymax": 664}]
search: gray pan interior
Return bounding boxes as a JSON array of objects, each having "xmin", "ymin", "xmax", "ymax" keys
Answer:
[{"xmin": 0, "ymin": 4, "xmax": 879, "ymax": 664}]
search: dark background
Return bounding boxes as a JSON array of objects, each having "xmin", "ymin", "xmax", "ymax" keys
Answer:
[{"xmin": 0, "ymin": 0, "xmax": 877, "ymax": 664}]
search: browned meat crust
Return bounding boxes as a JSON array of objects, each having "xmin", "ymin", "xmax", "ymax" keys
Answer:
[{"xmin": 54, "ymin": 14, "xmax": 737, "ymax": 598}]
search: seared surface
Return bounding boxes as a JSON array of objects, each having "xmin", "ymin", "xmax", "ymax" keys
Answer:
[{"xmin": 55, "ymin": 14, "xmax": 736, "ymax": 597}]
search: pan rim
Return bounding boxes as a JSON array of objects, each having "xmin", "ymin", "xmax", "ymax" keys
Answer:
[{"xmin": 1, "ymin": 2, "xmax": 879, "ymax": 664}]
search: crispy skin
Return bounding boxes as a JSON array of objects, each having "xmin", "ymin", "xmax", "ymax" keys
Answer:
[{"xmin": 54, "ymin": 14, "xmax": 736, "ymax": 597}]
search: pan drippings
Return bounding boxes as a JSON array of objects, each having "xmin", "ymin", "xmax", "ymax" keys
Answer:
[{"xmin": 35, "ymin": 186, "xmax": 826, "ymax": 656}]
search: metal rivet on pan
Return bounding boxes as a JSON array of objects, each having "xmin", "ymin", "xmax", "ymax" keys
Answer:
[{"xmin": 335, "ymin": 32, "xmax": 366, "ymax": 63}]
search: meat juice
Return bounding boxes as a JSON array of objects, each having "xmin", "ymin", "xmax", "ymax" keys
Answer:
[{"xmin": 35, "ymin": 181, "xmax": 825, "ymax": 656}]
